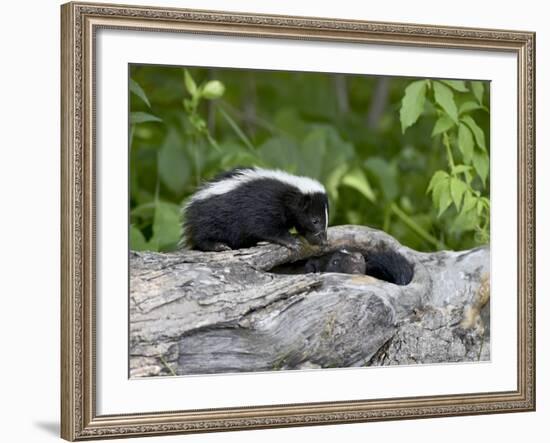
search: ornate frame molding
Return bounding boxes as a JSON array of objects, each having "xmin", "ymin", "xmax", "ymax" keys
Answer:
[{"xmin": 61, "ymin": 2, "xmax": 535, "ymax": 440}]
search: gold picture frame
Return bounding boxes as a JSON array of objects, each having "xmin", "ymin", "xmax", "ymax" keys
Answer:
[{"xmin": 61, "ymin": 1, "xmax": 536, "ymax": 440}]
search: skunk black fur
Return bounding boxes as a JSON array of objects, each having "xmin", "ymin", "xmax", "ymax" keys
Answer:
[
  {"xmin": 364, "ymin": 249, "xmax": 414, "ymax": 285},
  {"xmin": 304, "ymin": 249, "xmax": 414, "ymax": 285},
  {"xmin": 182, "ymin": 167, "xmax": 329, "ymax": 251}
]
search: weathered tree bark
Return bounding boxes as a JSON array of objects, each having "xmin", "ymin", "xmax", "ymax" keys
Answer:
[{"xmin": 130, "ymin": 225, "xmax": 490, "ymax": 377}]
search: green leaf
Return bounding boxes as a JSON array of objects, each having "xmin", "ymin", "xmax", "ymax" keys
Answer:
[
  {"xmin": 201, "ymin": 80, "xmax": 225, "ymax": 99},
  {"xmin": 157, "ymin": 129, "xmax": 190, "ymax": 194},
  {"xmin": 431, "ymin": 175, "xmax": 445, "ymax": 205},
  {"xmin": 463, "ymin": 169, "xmax": 473, "ymax": 185},
  {"xmin": 308, "ymin": 126, "xmax": 355, "ymax": 183},
  {"xmin": 129, "ymin": 78, "xmax": 151, "ymax": 108},
  {"xmin": 433, "ymin": 81, "xmax": 458, "ymax": 122},
  {"xmin": 400, "ymin": 195, "xmax": 414, "ymax": 213},
  {"xmin": 258, "ymin": 136, "xmax": 299, "ymax": 172},
  {"xmin": 151, "ymin": 201, "xmax": 182, "ymax": 251},
  {"xmin": 131, "ymin": 202, "xmax": 156, "ymax": 219},
  {"xmin": 431, "ymin": 114, "xmax": 455, "ymax": 137},
  {"xmin": 471, "ymin": 81, "xmax": 484, "ymax": 104},
  {"xmin": 345, "ymin": 210, "xmax": 362, "ymax": 225},
  {"xmin": 184, "ymin": 69, "xmax": 198, "ymax": 97},
  {"xmin": 472, "ymin": 150, "xmax": 489, "ymax": 185},
  {"xmin": 325, "ymin": 163, "xmax": 348, "ymax": 201},
  {"xmin": 438, "ymin": 187, "xmax": 453, "ymax": 217},
  {"xmin": 217, "ymin": 140, "xmax": 261, "ymax": 171},
  {"xmin": 476, "ymin": 199, "xmax": 484, "ymax": 216},
  {"xmin": 399, "ymin": 80, "xmax": 428, "ymax": 132},
  {"xmin": 463, "ymin": 191, "xmax": 477, "ymax": 212},
  {"xmin": 273, "ymin": 108, "xmax": 308, "ymax": 141},
  {"xmin": 218, "ymin": 107, "xmax": 255, "ymax": 152},
  {"xmin": 300, "ymin": 128, "xmax": 328, "ymax": 179},
  {"xmin": 130, "ymin": 225, "xmax": 149, "ymax": 251},
  {"xmin": 427, "ymin": 170, "xmax": 449, "ymax": 193},
  {"xmin": 432, "ymin": 177, "xmax": 452, "ymax": 217},
  {"xmin": 130, "ymin": 112, "xmax": 162, "ymax": 124},
  {"xmin": 459, "ymin": 101, "xmax": 482, "ymax": 115},
  {"xmin": 458, "ymin": 123, "xmax": 474, "ymax": 164},
  {"xmin": 450, "ymin": 177, "xmax": 467, "ymax": 210},
  {"xmin": 452, "ymin": 164, "xmax": 473, "ymax": 175},
  {"xmin": 364, "ymin": 157, "xmax": 399, "ymax": 202},
  {"xmin": 461, "ymin": 115, "xmax": 486, "ymax": 150},
  {"xmin": 440, "ymin": 80, "xmax": 469, "ymax": 92},
  {"xmin": 451, "ymin": 206, "xmax": 478, "ymax": 233},
  {"xmin": 341, "ymin": 167, "xmax": 376, "ymax": 203}
]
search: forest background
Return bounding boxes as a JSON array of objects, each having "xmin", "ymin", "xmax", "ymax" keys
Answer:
[{"xmin": 129, "ymin": 65, "xmax": 490, "ymax": 253}]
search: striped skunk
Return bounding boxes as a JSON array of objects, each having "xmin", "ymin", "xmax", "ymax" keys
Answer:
[
  {"xmin": 304, "ymin": 249, "xmax": 414, "ymax": 285},
  {"xmin": 182, "ymin": 167, "xmax": 329, "ymax": 251}
]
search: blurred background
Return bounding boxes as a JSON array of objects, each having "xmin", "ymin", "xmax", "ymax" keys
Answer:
[{"xmin": 129, "ymin": 65, "xmax": 490, "ymax": 253}]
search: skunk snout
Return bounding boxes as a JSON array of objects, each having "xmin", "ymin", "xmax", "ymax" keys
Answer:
[
  {"xmin": 306, "ymin": 230, "xmax": 328, "ymax": 246},
  {"xmin": 342, "ymin": 252, "xmax": 367, "ymax": 275}
]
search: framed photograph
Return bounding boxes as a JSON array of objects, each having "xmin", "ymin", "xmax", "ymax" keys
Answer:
[{"xmin": 61, "ymin": 1, "xmax": 536, "ymax": 440}]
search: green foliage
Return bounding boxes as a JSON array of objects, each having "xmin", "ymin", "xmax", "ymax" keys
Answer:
[
  {"xmin": 201, "ymin": 80, "xmax": 225, "ymax": 99},
  {"xmin": 400, "ymin": 79, "xmax": 490, "ymax": 244},
  {"xmin": 440, "ymin": 80, "xmax": 469, "ymax": 92},
  {"xmin": 400, "ymin": 80, "xmax": 428, "ymax": 132},
  {"xmin": 130, "ymin": 201, "xmax": 182, "ymax": 251},
  {"xmin": 129, "ymin": 66, "xmax": 490, "ymax": 252},
  {"xmin": 458, "ymin": 123, "xmax": 474, "ymax": 164},
  {"xmin": 433, "ymin": 81, "xmax": 458, "ymax": 122},
  {"xmin": 129, "ymin": 78, "xmax": 151, "ymax": 108},
  {"xmin": 340, "ymin": 167, "xmax": 376, "ymax": 203},
  {"xmin": 130, "ymin": 112, "xmax": 162, "ymax": 124},
  {"xmin": 158, "ymin": 129, "xmax": 190, "ymax": 194}
]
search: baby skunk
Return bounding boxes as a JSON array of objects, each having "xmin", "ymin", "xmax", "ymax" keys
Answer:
[
  {"xmin": 305, "ymin": 249, "xmax": 414, "ymax": 285},
  {"xmin": 182, "ymin": 167, "xmax": 329, "ymax": 252},
  {"xmin": 305, "ymin": 249, "xmax": 366, "ymax": 275}
]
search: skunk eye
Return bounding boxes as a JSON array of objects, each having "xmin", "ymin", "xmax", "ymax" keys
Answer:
[
  {"xmin": 331, "ymin": 259, "xmax": 339, "ymax": 266},
  {"xmin": 312, "ymin": 218, "xmax": 320, "ymax": 225}
]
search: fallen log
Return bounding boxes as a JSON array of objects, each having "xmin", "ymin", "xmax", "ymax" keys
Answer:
[{"xmin": 130, "ymin": 225, "xmax": 490, "ymax": 377}]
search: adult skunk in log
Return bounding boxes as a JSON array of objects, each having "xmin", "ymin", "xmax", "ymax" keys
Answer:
[{"xmin": 182, "ymin": 167, "xmax": 329, "ymax": 252}]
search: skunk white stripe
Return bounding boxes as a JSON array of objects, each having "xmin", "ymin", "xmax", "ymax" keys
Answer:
[
  {"xmin": 189, "ymin": 167, "xmax": 326, "ymax": 204},
  {"xmin": 324, "ymin": 204, "xmax": 328, "ymax": 232}
]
